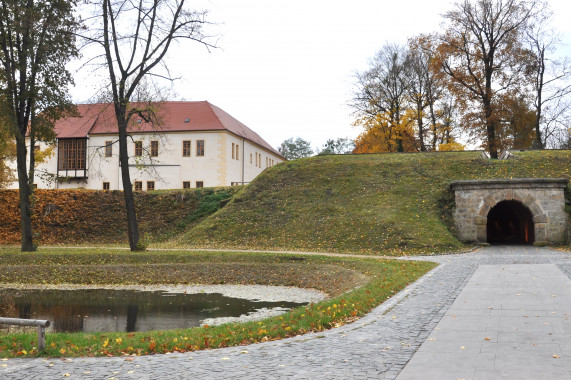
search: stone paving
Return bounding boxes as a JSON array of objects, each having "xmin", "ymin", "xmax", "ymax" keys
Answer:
[
  {"xmin": 2, "ymin": 246, "xmax": 571, "ymax": 379},
  {"xmin": 397, "ymin": 262, "xmax": 571, "ymax": 379}
]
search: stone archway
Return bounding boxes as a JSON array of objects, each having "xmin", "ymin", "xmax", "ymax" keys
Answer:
[{"xmin": 450, "ymin": 178, "xmax": 568, "ymax": 245}]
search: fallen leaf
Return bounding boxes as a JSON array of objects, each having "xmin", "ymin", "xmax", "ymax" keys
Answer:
[
  {"xmin": 553, "ymin": 354, "xmax": 560, "ymax": 359},
  {"xmin": 484, "ymin": 337, "xmax": 491, "ymax": 341}
]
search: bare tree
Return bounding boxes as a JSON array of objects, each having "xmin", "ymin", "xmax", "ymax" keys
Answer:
[
  {"xmin": 84, "ymin": 0, "xmax": 214, "ymax": 250},
  {"xmin": 407, "ymin": 35, "xmax": 446, "ymax": 151},
  {"xmin": 437, "ymin": 0, "xmax": 537, "ymax": 158},
  {"xmin": 352, "ymin": 43, "xmax": 412, "ymax": 152},
  {"xmin": 524, "ymin": 4, "xmax": 571, "ymax": 149},
  {"xmin": 0, "ymin": 0, "xmax": 79, "ymax": 251}
]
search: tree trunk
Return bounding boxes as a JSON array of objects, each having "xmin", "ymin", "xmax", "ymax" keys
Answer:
[
  {"xmin": 428, "ymin": 101, "xmax": 438, "ymax": 150},
  {"xmin": 484, "ymin": 102, "xmax": 498, "ymax": 159},
  {"xmin": 117, "ymin": 116, "xmax": 139, "ymax": 251},
  {"xmin": 16, "ymin": 140, "xmax": 34, "ymax": 251},
  {"xmin": 417, "ymin": 102, "xmax": 426, "ymax": 152}
]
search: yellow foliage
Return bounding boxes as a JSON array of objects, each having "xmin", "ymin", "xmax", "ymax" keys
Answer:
[
  {"xmin": 437, "ymin": 142, "xmax": 465, "ymax": 151},
  {"xmin": 34, "ymin": 145, "xmax": 55, "ymax": 166},
  {"xmin": 353, "ymin": 110, "xmax": 417, "ymax": 153}
]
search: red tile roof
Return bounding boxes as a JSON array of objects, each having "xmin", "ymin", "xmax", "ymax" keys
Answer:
[{"xmin": 56, "ymin": 101, "xmax": 281, "ymax": 156}]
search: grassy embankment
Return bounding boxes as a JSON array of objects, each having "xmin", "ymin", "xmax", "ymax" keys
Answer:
[
  {"xmin": 0, "ymin": 187, "xmax": 239, "ymax": 246},
  {"xmin": 177, "ymin": 150, "xmax": 571, "ymax": 255},
  {"xmin": 0, "ymin": 247, "xmax": 435, "ymax": 357}
]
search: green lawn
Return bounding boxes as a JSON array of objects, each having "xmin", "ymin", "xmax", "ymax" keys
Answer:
[{"xmin": 0, "ymin": 247, "xmax": 435, "ymax": 357}]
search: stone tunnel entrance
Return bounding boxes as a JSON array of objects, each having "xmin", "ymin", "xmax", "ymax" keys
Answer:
[
  {"xmin": 486, "ymin": 200, "xmax": 534, "ymax": 245},
  {"xmin": 450, "ymin": 178, "xmax": 568, "ymax": 245}
]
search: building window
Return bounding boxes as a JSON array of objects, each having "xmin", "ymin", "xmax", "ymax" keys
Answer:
[
  {"xmin": 105, "ymin": 141, "xmax": 112, "ymax": 157},
  {"xmin": 58, "ymin": 139, "xmax": 86, "ymax": 170},
  {"xmin": 150, "ymin": 141, "xmax": 158, "ymax": 157},
  {"xmin": 182, "ymin": 140, "xmax": 191, "ymax": 157},
  {"xmin": 134, "ymin": 141, "xmax": 143, "ymax": 157},
  {"xmin": 232, "ymin": 143, "xmax": 235, "ymax": 159},
  {"xmin": 134, "ymin": 181, "xmax": 143, "ymax": 191},
  {"xmin": 236, "ymin": 144, "xmax": 239, "ymax": 160},
  {"xmin": 196, "ymin": 140, "xmax": 205, "ymax": 156},
  {"xmin": 196, "ymin": 181, "xmax": 204, "ymax": 188},
  {"xmin": 250, "ymin": 153, "xmax": 253, "ymax": 164},
  {"xmin": 103, "ymin": 182, "xmax": 110, "ymax": 190},
  {"xmin": 183, "ymin": 181, "xmax": 191, "ymax": 189},
  {"xmin": 147, "ymin": 181, "xmax": 155, "ymax": 191}
]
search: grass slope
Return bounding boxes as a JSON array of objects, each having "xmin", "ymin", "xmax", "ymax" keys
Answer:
[
  {"xmin": 177, "ymin": 150, "xmax": 571, "ymax": 255},
  {"xmin": 0, "ymin": 187, "xmax": 238, "ymax": 245}
]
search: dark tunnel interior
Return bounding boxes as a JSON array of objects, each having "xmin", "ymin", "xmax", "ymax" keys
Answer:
[{"xmin": 486, "ymin": 200, "xmax": 534, "ymax": 245}]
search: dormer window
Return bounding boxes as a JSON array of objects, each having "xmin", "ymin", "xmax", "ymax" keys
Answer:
[
  {"xmin": 184, "ymin": 118, "xmax": 190, "ymax": 123},
  {"xmin": 137, "ymin": 119, "xmax": 142, "ymax": 124}
]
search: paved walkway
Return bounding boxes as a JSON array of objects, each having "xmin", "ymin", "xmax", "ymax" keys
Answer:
[
  {"xmin": 2, "ymin": 246, "xmax": 571, "ymax": 379},
  {"xmin": 397, "ymin": 263, "xmax": 571, "ymax": 379}
]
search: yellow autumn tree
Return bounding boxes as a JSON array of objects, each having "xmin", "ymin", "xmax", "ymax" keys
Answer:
[
  {"xmin": 0, "ymin": 126, "xmax": 16, "ymax": 188},
  {"xmin": 353, "ymin": 109, "xmax": 417, "ymax": 153}
]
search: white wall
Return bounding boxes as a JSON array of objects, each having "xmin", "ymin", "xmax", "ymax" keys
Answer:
[{"xmin": 14, "ymin": 131, "xmax": 285, "ymax": 190}]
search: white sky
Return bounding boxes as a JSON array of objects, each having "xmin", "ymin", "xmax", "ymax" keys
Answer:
[{"xmin": 70, "ymin": 0, "xmax": 571, "ymax": 151}]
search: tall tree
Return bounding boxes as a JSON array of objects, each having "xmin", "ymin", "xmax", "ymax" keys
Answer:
[
  {"xmin": 85, "ymin": 0, "xmax": 213, "ymax": 251},
  {"xmin": 407, "ymin": 34, "xmax": 445, "ymax": 151},
  {"xmin": 523, "ymin": 4, "xmax": 571, "ymax": 149},
  {"xmin": 352, "ymin": 43, "xmax": 412, "ymax": 152},
  {"xmin": 0, "ymin": 0, "xmax": 79, "ymax": 251},
  {"xmin": 437, "ymin": 0, "xmax": 536, "ymax": 158}
]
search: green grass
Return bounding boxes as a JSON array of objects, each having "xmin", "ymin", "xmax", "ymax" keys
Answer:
[
  {"xmin": 176, "ymin": 150, "xmax": 571, "ymax": 255},
  {"xmin": 0, "ymin": 247, "xmax": 435, "ymax": 357}
]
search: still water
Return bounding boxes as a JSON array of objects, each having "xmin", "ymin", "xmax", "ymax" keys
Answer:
[{"xmin": 0, "ymin": 288, "xmax": 306, "ymax": 333}]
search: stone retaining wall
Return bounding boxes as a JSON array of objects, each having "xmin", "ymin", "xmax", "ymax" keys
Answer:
[{"xmin": 450, "ymin": 178, "xmax": 569, "ymax": 245}]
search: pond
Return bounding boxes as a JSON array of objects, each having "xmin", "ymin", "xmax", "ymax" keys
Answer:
[{"xmin": 0, "ymin": 287, "xmax": 310, "ymax": 333}]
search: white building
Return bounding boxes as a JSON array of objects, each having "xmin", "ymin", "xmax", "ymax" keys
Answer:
[{"xmin": 25, "ymin": 101, "xmax": 284, "ymax": 190}]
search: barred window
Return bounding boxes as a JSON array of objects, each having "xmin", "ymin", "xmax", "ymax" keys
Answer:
[
  {"xmin": 147, "ymin": 181, "xmax": 155, "ymax": 191},
  {"xmin": 150, "ymin": 141, "xmax": 158, "ymax": 157},
  {"xmin": 134, "ymin": 181, "xmax": 143, "ymax": 191},
  {"xmin": 183, "ymin": 181, "xmax": 191, "ymax": 189},
  {"xmin": 103, "ymin": 182, "xmax": 110, "ymax": 190},
  {"xmin": 196, "ymin": 181, "xmax": 204, "ymax": 188},
  {"xmin": 58, "ymin": 139, "xmax": 86, "ymax": 170},
  {"xmin": 196, "ymin": 140, "xmax": 205, "ymax": 156},
  {"xmin": 183, "ymin": 140, "xmax": 191, "ymax": 157},
  {"xmin": 105, "ymin": 141, "xmax": 112, "ymax": 157},
  {"xmin": 134, "ymin": 141, "xmax": 143, "ymax": 157}
]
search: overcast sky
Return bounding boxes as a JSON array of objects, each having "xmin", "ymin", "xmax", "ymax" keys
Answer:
[{"xmin": 70, "ymin": 0, "xmax": 571, "ymax": 151}]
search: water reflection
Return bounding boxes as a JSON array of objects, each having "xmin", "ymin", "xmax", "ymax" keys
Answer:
[{"xmin": 0, "ymin": 289, "xmax": 306, "ymax": 333}]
